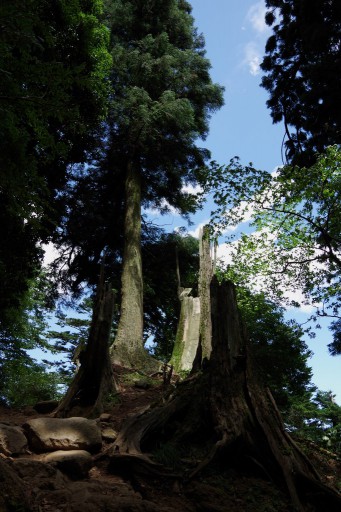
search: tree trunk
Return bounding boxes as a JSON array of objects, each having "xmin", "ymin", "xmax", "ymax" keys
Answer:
[
  {"xmin": 109, "ymin": 277, "xmax": 341, "ymax": 511},
  {"xmin": 54, "ymin": 270, "xmax": 116, "ymax": 418},
  {"xmin": 169, "ymin": 290, "xmax": 200, "ymax": 373},
  {"xmin": 169, "ymin": 226, "xmax": 212, "ymax": 372},
  {"xmin": 198, "ymin": 225, "xmax": 212, "ymax": 360},
  {"xmin": 110, "ymin": 160, "xmax": 159, "ymax": 372},
  {"xmin": 112, "ymin": 160, "xmax": 143, "ymax": 363}
]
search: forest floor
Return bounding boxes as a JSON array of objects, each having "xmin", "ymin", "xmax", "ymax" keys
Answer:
[{"xmin": 1, "ymin": 366, "xmax": 340, "ymax": 512}]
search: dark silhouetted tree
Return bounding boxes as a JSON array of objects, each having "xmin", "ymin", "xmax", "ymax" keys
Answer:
[{"xmin": 261, "ymin": 0, "xmax": 341, "ymax": 165}]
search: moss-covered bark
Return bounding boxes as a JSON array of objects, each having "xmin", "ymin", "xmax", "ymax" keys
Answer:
[
  {"xmin": 170, "ymin": 226, "xmax": 212, "ymax": 372},
  {"xmin": 170, "ymin": 293, "xmax": 200, "ymax": 373},
  {"xmin": 109, "ymin": 161, "xmax": 153, "ymax": 371},
  {"xmin": 198, "ymin": 225, "xmax": 212, "ymax": 360}
]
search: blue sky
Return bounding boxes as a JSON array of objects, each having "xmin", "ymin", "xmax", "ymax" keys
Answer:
[
  {"xmin": 190, "ymin": 0, "xmax": 284, "ymax": 171},
  {"xmin": 148, "ymin": 0, "xmax": 341, "ymax": 402}
]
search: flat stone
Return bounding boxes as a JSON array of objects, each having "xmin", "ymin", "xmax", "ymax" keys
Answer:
[
  {"xmin": 101, "ymin": 427, "xmax": 118, "ymax": 442},
  {"xmin": 44, "ymin": 450, "xmax": 93, "ymax": 479},
  {"xmin": 23, "ymin": 417, "xmax": 102, "ymax": 453},
  {"xmin": 99, "ymin": 413, "xmax": 112, "ymax": 422}
]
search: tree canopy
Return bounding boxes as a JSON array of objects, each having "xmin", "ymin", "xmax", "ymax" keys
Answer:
[
  {"xmin": 209, "ymin": 146, "xmax": 341, "ymax": 324},
  {"xmin": 0, "ymin": 4, "xmax": 340, "ymax": 506},
  {"xmin": 261, "ymin": 0, "xmax": 341, "ymax": 165},
  {"xmin": 234, "ymin": 287, "xmax": 314, "ymax": 410},
  {"xmin": 104, "ymin": 0, "xmax": 224, "ymax": 209},
  {"xmin": 99, "ymin": 0, "xmax": 224, "ymax": 364},
  {"xmin": 0, "ymin": 0, "xmax": 111, "ymax": 332}
]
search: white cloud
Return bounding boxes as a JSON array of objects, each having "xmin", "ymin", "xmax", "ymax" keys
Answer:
[
  {"xmin": 243, "ymin": 42, "xmax": 262, "ymax": 76},
  {"xmin": 143, "ymin": 199, "xmax": 180, "ymax": 217},
  {"xmin": 188, "ymin": 220, "xmax": 210, "ymax": 239},
  {"xmin": 42, "ymin": 243, "xmax": 59, "ymax": 266},
  {"xmin": 143, "ymin": 184, "xmax": 203, "ymax": 221},
  {"xmin": 182, "ymin": 183, "xmax": 203, "ymax": 195},
  {"xmin": 216, "ymin": 242, "xmax": 238, "ymax": 265},
  {"xmin": 247, "ymin": 1, "xmax": 268, "ymax": 34},
  {"xmin": 285, "ymin": 291, "xmax": 318, "ymax": 314},
  {"xmin": 188, "ymin": 217, "xmax": 240, "ymax": 239},
  {"xmin": 232, "ymin": 199, "xmax": 258, "ymax": 223},
  {"xmin": 241, "ymin": 2, "xmax": 271, "ymax": 77}
]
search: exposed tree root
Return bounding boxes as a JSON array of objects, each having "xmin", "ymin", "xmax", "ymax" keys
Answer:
[{"xmin": 108, "ymin": 279, "xmax": 341, "ymax": 512}]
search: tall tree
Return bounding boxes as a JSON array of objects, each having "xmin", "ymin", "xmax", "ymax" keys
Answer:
[
  {"xmin": 0, "ymin": 0, "xmax": 111, "ymax": 332},
  {"xmin": 261, "ymin": 0, "xmax": 341, "ymax": 165},
  {"xmin": 103, "ymin": 0, "xmax": 224, "ymax": 367}
]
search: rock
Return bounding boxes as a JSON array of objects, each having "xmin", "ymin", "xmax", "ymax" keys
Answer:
[
  {"xmin": 33, "ymin": 399, "xmax": 59, "ymax": 414},
  {"xmin": 24, "ymin": 417, "xmax": 102, "ymax": 453},
  {"xmin": 134, "ymin": 379, "xmax": 151, "ymax": 390},
  {"xmin": 43, "ymin": 450, "xmax": 93, "ymax": 479},
  {"xmin": 0, "ymin": 458, "xmax": 31, "ymax": 511},
  {"xmin": 101, "ymin": 427, "xmax": 118, "ymax": 442},
  {"xmin": 12, "ymin": 458, "xmax": 67, "ymax": 490},
  {"xmin": 99, "ymin": 413, "xmax": 112, "ymax": 422},
  {"xmin": 0, "ymin": 423, "xmax": 28, "ymax": 456}
]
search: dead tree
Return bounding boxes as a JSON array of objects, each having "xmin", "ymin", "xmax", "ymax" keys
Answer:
[
  {"xmin": 197, "ymin": 224, "xmax": 212, "ymax": 363},
  {"xmin": 54, "ymin": 268, "xmax": 116, "ymax": 418},
  {"xmin": 170, "ymin": 226, "xmax": 212, "ymax": 372},
  {"xmin": 109, "ymin": 277, "xmax": 341, "ymax": 512}
]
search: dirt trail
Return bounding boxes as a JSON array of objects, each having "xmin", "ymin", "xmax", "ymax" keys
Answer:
[{"xmin": 0, "ymin": 367, "xmax": 340, "ymax": 512}]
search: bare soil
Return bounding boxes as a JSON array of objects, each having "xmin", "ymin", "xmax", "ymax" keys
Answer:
[{"xmin": 0, "ymin": 366, "xmax": 340, "ymax": 512}]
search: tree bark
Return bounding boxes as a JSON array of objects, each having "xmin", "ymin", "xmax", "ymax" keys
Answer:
[
  {"xmin": 110, "ymin": 277, "xmax": 341, "ymax": 511},
  {"xmin": 198, "ymin": 225, "xmax": 212, "ymax": 360},
  {"xmin": 170, "ymin": 226, "xmax": 212, "ymax": 372},
  {"xmin": 54, "ymin": 269, "xmax": 116, "ymax": 418},
  {"xmin": 111, "ymin": 159, "xmax": 159, "ymax": 371},
  {"xmin": 169, "ymin": 290, "xmax": 200, "ymax": 373}
]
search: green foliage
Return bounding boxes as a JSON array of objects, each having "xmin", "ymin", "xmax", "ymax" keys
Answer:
[
  {"xmin": 1, "ymin": 358, "xmax": 63, "ymax": 408},
  {"xmin": 0, "ymin": 0, "xmax": 111, "ymax": 331},
  {"xmin": 287, "ymin": 391, "xmax": 341, "ymax": 453},
  {"xmin": 0, "ymin": 272, "xmax": 63, "ymax": 406},
  {"xmin": 0, "ymin": 272, "xmax": 55, "ymax": 361},
  {"xmin": 46, "ymin": 296, "xmax": 95, "ymax": 377},
  {"xmin": 233, "ymin": 287, "xmax": 314, "ymax": 410},
  {"xmin": 143, "ymin": 231, "xmax": 199, "ymax": 360},
  {"xmin": 103, "ymin": 0, "xmax": 224, "ymax": 212},
  {"xmin": 209, "ymin": 146, "xmax": 341, "ymax": 320},
  {"xmin": 261, "ymin": 0, "xmax": 341, "ymax": 165},
  {"xmin": 328, "ymin": 319, "xmax": 341, "ymax": 356},
  {"xmin": 0, "ymin": 0, "xmax": 111, "ymax": 183}
]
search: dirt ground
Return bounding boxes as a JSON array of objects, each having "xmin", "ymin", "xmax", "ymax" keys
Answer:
[{"xmin": 0, "ymin": 367, "xmax": 340, "ymax": 512}]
